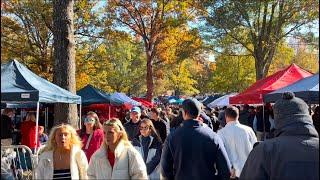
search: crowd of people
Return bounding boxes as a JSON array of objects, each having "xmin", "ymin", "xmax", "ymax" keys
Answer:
[{"xmin": 1, "ymin": 92, "xmax": 319, "ymax": 179}]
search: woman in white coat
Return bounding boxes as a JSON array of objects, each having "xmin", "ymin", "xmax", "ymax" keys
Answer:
[
  {"xmin": 35, "ymin": 124, "xmax": 88, "ymax": 179},
  {"xmin": 87, "ymin": 118, "xmax": 148, "ymax": 179}
]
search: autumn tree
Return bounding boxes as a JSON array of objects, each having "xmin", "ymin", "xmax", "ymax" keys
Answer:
[
  {"xmin": 208, "ymin": 54, "xmax": 256, "ymax": 93},
  {"xmin": 1, "ymin": 0, "xmax": 53, "ymax": 80},
  {"xmin": 154, "ymin": 25, "xmax": 203, "ymax": 95},
  {"xmin": 198, "ymin": 0, "xmax": 319, "ymax": 80},
  {"xmin": 104, "ymin": 0, "xmax": 195, "ymax": 100},
  {"xmin": 53, "ymin": 0, "xmax": 77, "ymax": 127},
  {"xmin": 1, "ymin": 0, "xmax": 102, "ymax": 81}
]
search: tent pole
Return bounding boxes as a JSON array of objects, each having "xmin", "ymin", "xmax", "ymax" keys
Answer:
[
  {"xmin": 35, "ymin": 102, "xmax": 40, "ymax": 154},
  {"xmin": 79, "ymin": 104, "xmax": 82, "ymax": 130},
  {"xmin": 262, "ymin": 104, "xmax": 265, "ymax": 141},
  {"xmin": 109, "ymin": 105, "xmax": 111, "ymax": 120},
  {"xmin": 45, "ymin": 106, "xmax": 48, "ymax": 133}
]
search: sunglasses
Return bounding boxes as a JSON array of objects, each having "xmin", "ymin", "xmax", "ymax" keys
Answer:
[
  {"xmin": 84, "ymin": 117, "xmax": 95, "ymax": 124},
  {"xmin": 139, "ymin": 126, "xmax": 149, "ymax": 130}
]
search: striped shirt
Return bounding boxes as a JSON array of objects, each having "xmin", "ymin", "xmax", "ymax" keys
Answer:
[{"xmin": 53, "ymin": 169, "xmax": 71, "ymax": 180}]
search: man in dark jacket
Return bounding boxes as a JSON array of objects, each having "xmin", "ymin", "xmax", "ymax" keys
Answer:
[
  {"xmin": 240, "ymin": 92, "xmax": 319, "ymax": 180},
  {"xmin": 150, "ymin": 108, "xmax": 168, "ymax": 142},
  {"xmin": 124, "ymin": 106, "xmax": 142, "ymax": 141},
  {"xmin": 238, "ymin": 104, "xmax": 250, "ymax": 127},
  {"xmin": 161, "ymin": 98, "xmax": 231, "ymax": 180},
  {"xmin": 1, "ymin": 108, "xmax": 15, "ymax": 145}
]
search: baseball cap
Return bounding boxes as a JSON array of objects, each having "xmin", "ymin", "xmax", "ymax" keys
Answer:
[{"xmin": 131, "ymin": 106, "xmax": 141, "ymax": 114}]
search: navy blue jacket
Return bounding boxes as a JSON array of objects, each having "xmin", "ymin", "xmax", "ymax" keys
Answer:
[
  {"xmin": 160, "ymin": 119, "xmax": 231, "ymax": 180},
  {"xmin": 124, "ymin": 120, "xmax": 140, "ymax": 141}
]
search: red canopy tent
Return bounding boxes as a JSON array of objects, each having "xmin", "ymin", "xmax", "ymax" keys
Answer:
[
  {"xmin": 229, "ymin": 64, "xmax": 313, "ymax": 104},
  {"xmin": 132, "ymin": 97, "xmax": 154, "ymax": 108},
  {"xmin": 82, "ymin": 103, "xmax": 131, "ymax": 123}
]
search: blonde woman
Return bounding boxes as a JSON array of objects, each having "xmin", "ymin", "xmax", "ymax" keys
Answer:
[
  {"xmin": 87, "ymin": 118, "xmax": 148, "ymax": 179},
  {"xmin": 132, "ymin": 119, "xmax": 163, "ymax": 180},
  {"xmin": 35, "ymin": 124, "xmax": 88, "ymax": 179}
]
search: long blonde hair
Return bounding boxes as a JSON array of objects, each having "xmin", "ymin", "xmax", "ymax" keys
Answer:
[
  {"xmin": 42, "ymin": 124, "xmax": 82, "ymax": 152},
  {"xmin": 25, "ymin": 112, "xmax": 36, "ymax": 122},
  {"xmin": 103, "ymin": 118, "xmax": 131, "ymax": 147}
]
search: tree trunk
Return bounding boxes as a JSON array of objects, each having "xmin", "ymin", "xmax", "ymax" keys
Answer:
[
  {"xmin": 146, "ymin": 49, "xmax": 154, "ymax": 101},
  {"xmin": 254, "ymin": 44, "xmax": 277, "ymax": 81},
  {"xmin": 53, "ymin": 0, "xmax": 78, "ymax": 128}
]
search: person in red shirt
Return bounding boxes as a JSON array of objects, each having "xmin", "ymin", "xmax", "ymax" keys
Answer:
[
  {"xmin": 20, "ymin": 112, "xmax": 40, "ymax": 170},
  {"xmin": 21, "ymin": 112, "xmax": 40, "ymax": 151},
  {"xmin": 77, "ymin": 111, "xmax": 104, "ymax": 162}
]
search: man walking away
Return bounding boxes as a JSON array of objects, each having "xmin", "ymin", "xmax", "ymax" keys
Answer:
[
  {"xmin": 161, "ymin": 98, "xmax": 231, "ymax": 180},
  {"xmin": 217, "ymin": 106, "xmax": 257, "ymax": 179}
]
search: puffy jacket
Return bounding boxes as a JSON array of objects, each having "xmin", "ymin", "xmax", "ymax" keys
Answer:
[
  {"xmin": 87, "ymin": 141, "xmax": 148, "ymax": 179},
  {"xmin": 161, "ymin": 119, "xmax": 231, "ymax": 180},
  {"xmin": 240, "ymin": 115, "xmax": 319, "ymax": 180},
  {"xmin": 132, "ymin": 135, "xmax": 162, "ymax": 179},
  {"xmin": 35, "ymin": 146, "xmax": 88, "ymax": 179}
]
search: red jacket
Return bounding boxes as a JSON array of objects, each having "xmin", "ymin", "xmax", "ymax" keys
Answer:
[
  {"xmin": 20, "ymin": 121, "xmax": 40, "ymax": 149},
  {"xmin": 77, "ymin": 129, "xmax": 104, "ymax": 162}
]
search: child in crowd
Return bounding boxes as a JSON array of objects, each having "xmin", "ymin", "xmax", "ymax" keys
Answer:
[{"xmin": 38, "ymin": 126, "xmax": 48, "ymax": 145}]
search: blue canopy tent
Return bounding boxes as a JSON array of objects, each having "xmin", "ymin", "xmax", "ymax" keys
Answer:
[
  {"xmin": 263, "ymin": 73, "xmax": 319, "ymax": 104},
  {"xmin": 1, "ymin": 60, "xmax": 81, "ymax": 152},
  {"xmin": 168, "ymin": 97, "xmax": 185, "ymax": 104},
  {"xmin": 110, "ymin": 92, "xmax": 141, "ymax": 107}
]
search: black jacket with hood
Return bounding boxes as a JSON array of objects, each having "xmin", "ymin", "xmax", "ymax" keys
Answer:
[{"xmin": 240, "ymin": 94, "xmax": 319, "ymax": 180}]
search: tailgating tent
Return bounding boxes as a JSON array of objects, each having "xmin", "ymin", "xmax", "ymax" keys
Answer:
[
  {"xmin": 1, "ymin": 60, "xmax": 81, "ymax": 153},
  {"xmin": 207, "ymin": 93, "xmax": 238, "ymax": 108},
  {"xmin": 202, "ymin": 95, "xmax": 223, "ymax": 106},
  {"xmin": 77, "ymin": 84, "xmax": 123, "ymax": 105},
  {"xmin": 230, "ymin": 64, "xmax": 313, "ymax": 104},
  {"xmin": 1, "ymin": 60, "xmax": 81, "ymax": 104},
  {"xmin": 110, "ymin": 92, "xmax": 141, "ymax": 107},
  {"xmin": 132, "ymin": 97, "xmax": 154, "ymax": 108},
  {"xmin": 264, "ymin": 73, "xmax": 319, "ymax": 104}
]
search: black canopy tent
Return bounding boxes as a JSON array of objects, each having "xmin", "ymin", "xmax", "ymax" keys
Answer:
[{"xmin": 1, "ymin": 60, "xmax": 81, "ymax": 153}]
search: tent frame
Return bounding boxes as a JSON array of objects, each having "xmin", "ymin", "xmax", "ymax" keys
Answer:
[{"xmin": 1, "ymin": 100, "xmax": 81, "ymax": 154}]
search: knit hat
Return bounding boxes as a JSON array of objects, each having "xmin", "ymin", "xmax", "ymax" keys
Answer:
[
  {"xmin": 273, "ymin": 92, "xmax": 312, "ymax": 129},
  {"xmin": 182, "ymin": 98, "xmax": 202, "ymax": 117}
]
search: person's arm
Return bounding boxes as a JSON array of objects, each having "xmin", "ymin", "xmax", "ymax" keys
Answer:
[
  {"xmin": 249, "ymin": 129, "xmax": 258, "ymax": 146},
  {"xmin": 160, "ymin": 136, "xmax": 174, "ymax": 180},
  {"xmin": 76, "ymin": 150, "xmax": 89, "ymax": 179},
  {"xmin": 128, "ymin": 147, "xmax": 148, "ymax": 179},
  {"xmin": 161, "ymin": 123, "xmax": 167, "ymax": 141},
  {"xmin": 215, "ymin": 136, "xmax": 231, "ymax": 180},
  {"xmin": 87, "ymin": 154, "xmax": 97, "ymax": 179},
  {"xmin": 146, "ymin": 143, "xmax": 162, "ymax": 174},
  {"xmin": 253, "ymin": 116, "xmax": 257, "ymax": 132},
  {"xmin": 240, "ymin": 143, "xmax": 269, "ymax": 180}
]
